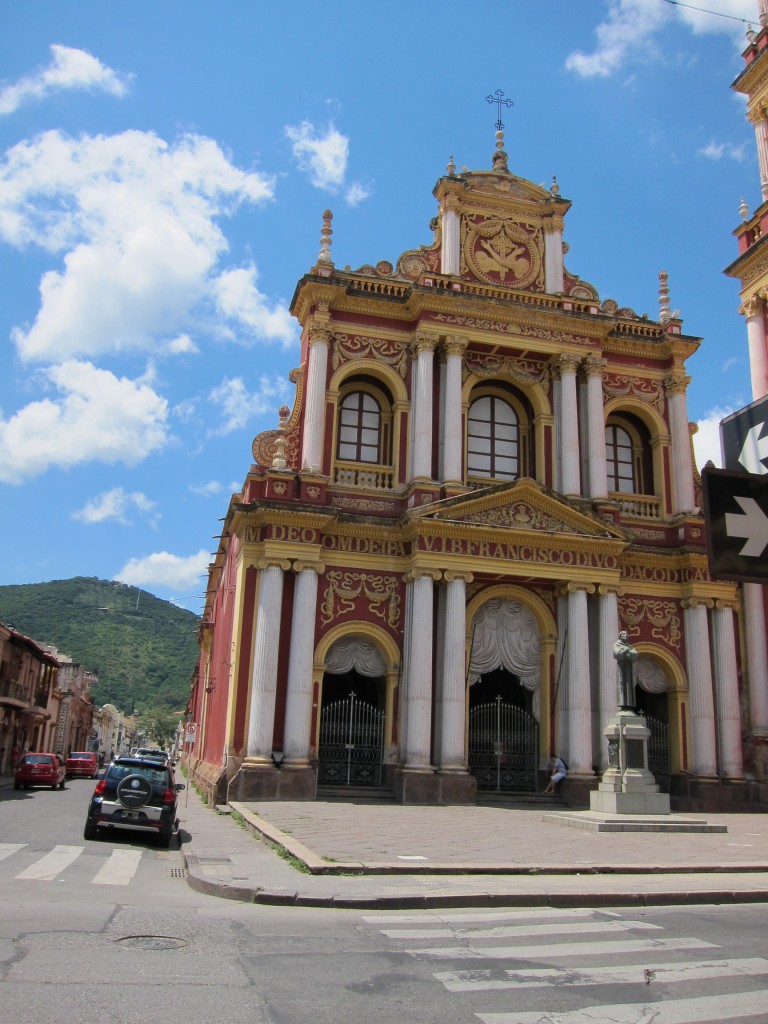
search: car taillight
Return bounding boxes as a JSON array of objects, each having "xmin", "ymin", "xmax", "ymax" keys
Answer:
[
  {"xmin": 93, "ymin": 779, "xmax": 106, "ymax": 796},
  {"xmin": 163, "ymin": 788, "xmax": 175, "ymax": 804}
]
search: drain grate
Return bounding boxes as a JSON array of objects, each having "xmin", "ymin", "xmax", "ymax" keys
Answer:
[{"xmin": 170, "ymin": 867, "xmax": 187, "ymax": 878}]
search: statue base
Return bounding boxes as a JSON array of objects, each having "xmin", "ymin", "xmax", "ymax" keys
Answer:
[{"xmin": 590, "ymin": 710, "xmax": 671, "ymax": 816}]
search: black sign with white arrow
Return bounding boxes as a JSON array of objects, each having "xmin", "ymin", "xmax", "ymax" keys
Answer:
[
  {"xmin": 720, "ymin": 394, "xmax": 768, "ymax": 474},
  {"xmin": 702, "ymin": 466, "xmax": 768, "ymax": 583}
]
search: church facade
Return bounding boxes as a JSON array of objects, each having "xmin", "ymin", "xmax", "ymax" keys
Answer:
[{"xmin": 187, "ymin": 131, "xmax": 761, "ymax": 811}]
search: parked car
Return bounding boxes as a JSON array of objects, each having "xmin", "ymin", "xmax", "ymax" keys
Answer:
[
  {"xmin": 65, "ymin": 751, "xmax": 99, "ymax": 779},
  {"xmin": 14, "ymin": 752, "xmax": 66, "ymax": 790},
  {"xmin": 83, "ymin": 755, "xmax": 185, "ymax": 847},
  {"xmin": 135, "ymin": 747, "xmax": 173, "ymax": 766}
]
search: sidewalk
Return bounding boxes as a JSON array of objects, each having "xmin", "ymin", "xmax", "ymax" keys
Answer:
[{"xmin": 177, "ymin": 786, "xmax": 768, "ymax": 910}]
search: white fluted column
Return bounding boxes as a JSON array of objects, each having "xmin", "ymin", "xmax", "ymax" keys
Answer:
[
  {"xmin": 744, "ymin": 583, "xmax": 768, "ymax": 734},
  {"xmin": 411, "ymin": 332, "xmax": 437, "ymax": 481},
  {"xmin": 665, "ymin": 371, "xmax": 696, "ymax": 513},
  {"xmin": 439, "ymin": 571, "xmax": 473, "ymax": 771},
  {"xmin": 752, "ymin": 115, "xmax": 768, "ymax": 201},
  {"xmin": 300, "ymin": 327, "xmax": 331, "ymax": 473},
  {"xmin": 711, "ymin": 600, "xmax": 744, "ymax": 779},
  {"xmin": 441, "ymin": 198, "xmax": 460, "ymax": 276},
  {"xmin": 404, "ymin": 570, "xmax": 438, "ymax": 770},
  {"xmin": 597, "ymin": 586, "xmax": 620, "ymax": 769},
  {"xmin": 556, "ymin": 354, "xmax": 581, "ymax": 496},
  {"xmin": 246, "ymin": 559, "xmax": 290, "ymax": 761},
  {"xmin": 563, "ymin": 583, "xmax": 594, "ymax": 773},
  {"xmin": 744, "ymin": 296, "xmax": 768, "ymax": 401},
  {"xmin": 442, "ymin": 335, "xmax": 467, "ymax": 484},
  {"xmin": 543, "ymin": 219, "xmax": 564, "ymax": 293},
  {"xmin": 584, "ymin": 355, "xmax": 608, "ymax": 499},
  {"xmin": 683, "ymin": 598, "xmax": 717, "ymax": 777},
  {"xmin": 283, "ymin": 562, "xmax": 323, "ymax": 765}
]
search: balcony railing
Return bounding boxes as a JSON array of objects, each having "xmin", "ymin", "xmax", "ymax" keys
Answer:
[
  {"xmin": 333, "ymin": 461, "xmax": 396, "ymax": 491},
  {"xmin": 610, "ymin": 491, "xmax": 662, "ymax": 520},
  {"xmin": 0, "ymin": 677, "xmax": 27, "ymax": 702}
]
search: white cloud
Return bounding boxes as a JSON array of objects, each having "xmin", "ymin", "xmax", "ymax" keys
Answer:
[
  {"xmin": 0, "ymin": 360, "xmax": 169, "ymax": 484},
  {"xmin": 213, "ymin": 265, "xmax": 295, "ymax": 345},
  {"xmin": 345, "ymin": 181, "xmax": 371, "ymax": 207},
  {"xmin": 565, "ymin": 0, "xmax": 755, "ymax": 80},
  {"xmin": 208, "ymin": 374, "xmax": 289, "ymax": 436},
  {"xmin": 188, "ymin": 480, "xmax": 225, "ymax": 497},
  {"xmin": 698, "ymin": 140, "xmax": 747, "ymax": 161},
  {"xmin": 115, "ymin": 549, "xmax": 211, "ymax": 590},
  {"xmin": 0, "ymin": 44, "xmax": 131, "ymax": 115},
  {"xmin": 285, "ymin": 120, "xmax": 350, "ymax": 191},
  {"xmin": 165, "ymin": 334, "xmax": 199, "ymax": 355},
  {"xmin": 73, "ymin": 486, "xmax": 157, "ymax": 526},
  {"xmin": 0, "ymin": 129, "xmax": 277, "ymax": 362},
  {"xmin": 693, "ymin": 407, "xmax": 732, "ymax": 470}
]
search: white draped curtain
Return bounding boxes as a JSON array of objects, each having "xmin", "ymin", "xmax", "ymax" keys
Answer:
[
  {"xmin": 468, "ymin": 599, "xmax": 541, "ymax": 718},
  {"xmin": 325, "ymin": 636, "xmax": 387, "ymax": 677}
]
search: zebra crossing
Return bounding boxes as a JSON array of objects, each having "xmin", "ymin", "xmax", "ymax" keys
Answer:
[
  {"xmin": 363, "ymin": 907, "xmax": 768, "ymax": 1023},
  {"xmin": 0, "ymin": 841, "xmax": 149, "ymax": 885}
]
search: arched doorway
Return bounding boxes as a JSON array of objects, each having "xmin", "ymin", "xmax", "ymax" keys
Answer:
[
  {"xmin": 317, "ymin": 637, "xmax": 386, "ymax": 788},
  {"xmin": 635, "ymin": 655, "xmax": 670, "ymax": 792},
  {"xmin": 466, "ymin": 600, "xmax": 541, "ymax": 792}
]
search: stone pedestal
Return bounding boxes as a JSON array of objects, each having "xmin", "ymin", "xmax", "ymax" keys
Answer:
[
  {"xmin": 227, "ymin": 762, "xmax": 317, "ymax": 801},
  {"xmin": 393, "ymin": 768, "xmax": 477, "ymax": 805},
  {"xmin": 590, "ymin": 710, "xmax": 670, "ymax": 815}
]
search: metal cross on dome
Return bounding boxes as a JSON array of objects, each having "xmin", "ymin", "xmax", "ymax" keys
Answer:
[{"xmin": 486, "ymin": 89, "xmax": 513, "ymax": 131}]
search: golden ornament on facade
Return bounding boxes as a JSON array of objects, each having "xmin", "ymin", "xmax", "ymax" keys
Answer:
[
  {"xmin": 464, "ymin": 216, "xmax": 542, "ymax": 289},
  {"xmin": 320, "ymin": 571, "xmax": 401, "ymax": 628}
]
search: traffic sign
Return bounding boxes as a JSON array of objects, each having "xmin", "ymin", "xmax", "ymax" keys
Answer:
[
  {"xmin": 185, "ymin": 722, "xmax": 197, "ymax": 744},
  {"xmin": 720, "ymin": 394, "xmax": 768, "ymax": 474},
  {"xmin": 702, "ymin": 466, "xmax": 768, "ymax": 582}
]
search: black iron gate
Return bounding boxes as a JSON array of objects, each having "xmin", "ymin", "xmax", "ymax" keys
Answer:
[
  {"xmin": 468, "ymin": 697, "xmax": 539, "ymax": 792},
  {"xmin": 646, "ymin": 714, "xmax": 670, "ymax": 792},
  {"xmin": 318, "ymin": 692, "xmax": 385, "ymax": 786}
]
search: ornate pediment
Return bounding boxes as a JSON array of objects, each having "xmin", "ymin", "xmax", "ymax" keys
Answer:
[{"xmin": 410, "ymin": 478, "xmax": 628, "ymax": 541}]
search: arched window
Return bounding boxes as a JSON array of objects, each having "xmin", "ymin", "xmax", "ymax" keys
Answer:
[
  {"xmin": 605, "ymin": 423, "xmax": 636, "ymax": 493},
  {"xmin": 337, "ymin": 391, "xmax": 381, "ymax": 464},
  {"xmin": 467, "ymin": 395, "xmax": 519, "ymax": 480}
]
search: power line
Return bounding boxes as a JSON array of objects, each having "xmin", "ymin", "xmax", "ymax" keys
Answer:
[{"xmin": 663, "ymin": 0, "xmax": 757, "ymax": 26}]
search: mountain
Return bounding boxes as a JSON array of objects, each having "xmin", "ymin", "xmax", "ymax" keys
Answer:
[{"xmin": 0, "ymin": 577, "xmax": 199, "ymax": 713}]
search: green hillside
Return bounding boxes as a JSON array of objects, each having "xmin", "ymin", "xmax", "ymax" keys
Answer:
[{"xmin": 0, "ymin": 577, "xmax": 199, "ymax": 713}]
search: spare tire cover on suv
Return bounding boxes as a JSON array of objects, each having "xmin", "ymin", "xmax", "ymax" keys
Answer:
[{"xmin": 117, "ymin": 773, "xmax": 153, "ymax": 808}]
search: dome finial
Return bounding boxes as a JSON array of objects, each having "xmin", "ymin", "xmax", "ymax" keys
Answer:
[{"xmin": 486, "ymin": 89, "xmax": 513, "ymax": 172}]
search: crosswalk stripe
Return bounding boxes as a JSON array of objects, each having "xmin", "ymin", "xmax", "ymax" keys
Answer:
[
  {"xmin": 407, "ymin": 937, "xmax": 718, "ymax": 960},
  {"xmin": 14, "ymin": 844, "xmax": 82, "ymax": 881},
  {"xmin": 434, "ymin": 957, "xmax": 768, "ymax": 992},
  {"xmin": 0, "ymin": 843, "xmax": 25, "ymax": 861},
  {"xmin": 92, "ymin": 849, "xmax": 143, "ymax": 885},
  {"xmin": 477, "ymin": 989, "xmax": 768, "ymax": 1023},
  {"xmin": 381, "ymin": 919, "xmax": 662, "ymax": 940},
  {"xmin": 363, "ymin": 908, "xmax": 616, "ymax": 925}
]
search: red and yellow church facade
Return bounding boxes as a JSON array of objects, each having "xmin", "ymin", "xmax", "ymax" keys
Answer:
[{"xmin": 187, "ymin": 131, "xmax": 761, "ymax": 811}]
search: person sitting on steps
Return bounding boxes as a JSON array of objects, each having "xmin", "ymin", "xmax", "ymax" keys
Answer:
[{"xmin": 544, "ymin": 754, "xmax": 567, "ymax": 794}]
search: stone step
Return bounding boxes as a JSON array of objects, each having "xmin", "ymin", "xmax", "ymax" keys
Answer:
[{"xmin": 316, "ymin": 785, "xmax": 395, "ymax": 802}]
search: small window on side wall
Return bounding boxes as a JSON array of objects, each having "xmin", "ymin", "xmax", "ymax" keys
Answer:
[{"xmin": 337, "ymin": 391, "xmax": 381, "ymax": 464}]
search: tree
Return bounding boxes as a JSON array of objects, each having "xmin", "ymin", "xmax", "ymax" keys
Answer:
[{"xmin": 137, "ymin": 707, "xmax": 180, "ymax": 749}]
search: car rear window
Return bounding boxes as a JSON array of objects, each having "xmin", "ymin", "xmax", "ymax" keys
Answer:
[
  {"xmin": 108, "ymin": 764, "xmax": 167, "ymax": 785},
  {"xmin": 69, "ymin": 752, "xmax": 92, "ymax": 760},
  {"xmin": 22, "ymin": 755, "xmax": 53, "ymax": 765}
]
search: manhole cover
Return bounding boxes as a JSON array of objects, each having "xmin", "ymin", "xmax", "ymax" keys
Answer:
[{"xmin": 116, "ymin": 935, "xmax": 188, "ymax": 950}]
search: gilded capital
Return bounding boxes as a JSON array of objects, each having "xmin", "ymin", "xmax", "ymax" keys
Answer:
[
  {"xmin": 443, "ymin": 334, "xmax": 469, "ymax": 359},
  {"xmin": 681, "ymin": 597, "xmax": 714, "ymax": 610},
  {"xmin": 554, "ymin": 352, "xmax": 580, "ymax": 376},
  {"xmin": 293, "ymin": 561, "xmax": 326, "ymax": 575},
  {"xmin": 441, "ymin": 194, "xmax": 461, "ymax": 215},
  {"xmin": 582, "ymin": 354, "xmax": 606, "ymax": 379},
  {"xmin": 541, "ymin": 216, "xmax": 564, "ymax": 235},
  {"xmin": 308, "ymin": 325, "xmax": 332, "ymax": 347},
  {"xmin": 664, "ymin": 371, "xmax": 689, "ymax": 397},
  {"xmin": 742, "ymin": 294, "xmax": 764, "ymax": 319},
  {"xmin": 403, "ymin": 568, "xmax": 442, "ymax": 584},
  {"xmin": 556, "ymin": 581, "xmax": 596, "ymax": 597},
  {"xmin": 256, "ymin": 558, "xmax": 292, "ymax": 572},
  {"xmin": 443, "ymin": 570, "xmax": 474, "ymax": 585},
  {"xmin": 714, "ymin": 598, "xmax": 740, "ymax": 613},
  {"xmin": 412, "ymin": 330, "xmax": 439, "ymax": 356}
]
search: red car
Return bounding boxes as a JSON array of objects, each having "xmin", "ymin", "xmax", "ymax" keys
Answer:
[
  {"xmin": 65, "ymin": 751, "xmax": 99, "ymax": 779},
  {"xmin": 14, "ymin": 752, "xmax": 66, "ymax": 790}
]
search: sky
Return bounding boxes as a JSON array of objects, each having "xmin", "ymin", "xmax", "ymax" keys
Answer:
[{"xmin": 0, "ymin": 0, "xmax": 764, "ymax": 615}]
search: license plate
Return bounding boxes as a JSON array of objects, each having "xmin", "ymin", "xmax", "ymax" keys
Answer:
[{"xmin": 123, "ymin": 811, "xmax": 140, "ymax": 820}]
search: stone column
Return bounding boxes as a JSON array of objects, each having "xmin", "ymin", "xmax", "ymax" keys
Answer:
[
  {"xmin": 583, "ymin": 355, "xmax": 608, "ymax": 499},
  {"xmin": 597, "ymin": 585, "xmax": 620, "ymax": 770},
  {"xmin": 439, "ymin": 571, "xmax": 473, "ymax": 771},
  {"xmin": 744, "ymin": 295, "xmax": 768, "ymax": 402},
  {"xmin": 683, "ymin": 598, "xmax": 717, "ymax": 778},
  {"xmin": 440, "ymin": 197, "xmax": 461, "ymax": 276},
  {"xmin": 744, "ymin": 583, "xmax": 768, "ymax": 735},
  {"xmin": 442, "ymin": 335, "xmax": 467, "ymax": 485},
  {"xmin": 403, "ymin": 570, "xmax": 439, "ymax": 770},
  {"xmin": 750, "ymin": 112, "xmax": 768, "ymax": 201},
  {"xmin": 543, "ymin": 219, "xmax": 564, "ymax": 294},
  {"xmin": 665, "ymin": 370, "xmax": 696, "ymax": 514},
  {"xmin": 555, "ymin": 353, "xmax": 581, "ymax": 496},
  {"xmin": 245, "ymin": 559, "xmax": 290, "ymax": 762},
  {"xmin": 411, "ymin": 332, "xmax": 437, "ymax": 481},
  {"xmin": 562, "ymin": 582, "xmax": 594, "ymax": 773},
  {"xmin": 282, "ymin": 562, "xmax": 323, "ymax": 766},
  {"xmin": 300, "ymin": 325, "xmax": 331, "ymax": 473},
  {"xmin": 711, "ymin": 600, "xmax": 744, "ymax": 779}
]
